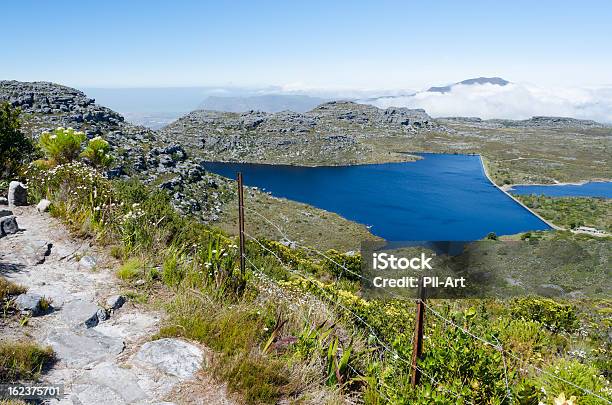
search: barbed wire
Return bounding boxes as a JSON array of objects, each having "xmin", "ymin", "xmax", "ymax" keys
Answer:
[
  {"xmin": 241, "ymin": 206, "xmax": 612, "ymax": 403},
  {"xmin": 243, "ymin": 230, "xmax": 474, "ymax": 404}
]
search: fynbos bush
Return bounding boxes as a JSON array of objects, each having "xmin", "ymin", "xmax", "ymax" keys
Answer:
[
  {"xmin": 38, "ymin": 127, "xmax": 86, "ymax": 165},
  {"xmin": 511, "ymin": 297, "xmax": 578, "ymax": 332},
  {"xmin": 81, "ymin": 136, "xmax": 113, "ymax": 168}
]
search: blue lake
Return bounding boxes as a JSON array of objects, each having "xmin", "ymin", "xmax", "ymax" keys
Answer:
[
  {"xmin": 509, "ymin": 182, "xmax": 612, "ymax": 198},
  {"xmin": 202, "ymin": 154, "xmax": 552, "ymax": 241}
]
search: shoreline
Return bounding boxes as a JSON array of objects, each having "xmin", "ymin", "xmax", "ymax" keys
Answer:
[{"xmin": 479, "ymin": 155, "xmax": 563, "ymax": 231}]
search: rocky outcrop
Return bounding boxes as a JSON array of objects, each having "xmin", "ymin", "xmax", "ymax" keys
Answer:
[
  {"xmin": 0, "ymin": 81, "xmax": 235, "ymax": 222},
  {"xmin": 160, "ymin": 101, "xmax": 441, "ymax": 164}
]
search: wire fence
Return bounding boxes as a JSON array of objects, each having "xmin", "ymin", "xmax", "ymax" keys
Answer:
[
  {"xmin": 241, "ymin": 205, "xmax": 611, "ymax": 403},
  {"xmin": 243, "ymin": 230, "xmax": 474, "ymax": 404}
]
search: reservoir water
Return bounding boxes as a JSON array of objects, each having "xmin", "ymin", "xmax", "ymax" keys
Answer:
[
  {"xmin": 202, "ymin": 154, "xmax": 551, "ymax": 241},
  {"xmin": 509, "ymin": 182, "xmax": 612, "ymax": 198}
]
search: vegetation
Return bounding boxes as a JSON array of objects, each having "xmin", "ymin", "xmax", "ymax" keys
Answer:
[
  {"xmin": 0, "ymin": 278, "xmax": 26, "ymax": 304},
  {"xmin": 37, "ymin": 127, "xmax": 86, "ymax": 166},
  {"xmin": 116, "ymin": 257, "xmax": 144, "ymax": 280},
  {"xmin": 516, "ymin": 194, "xmax": 612, "ymax": 232},
  {"xmin": 0, "ymin": 341, "xmax": 54, "ymax": 381},
  {"xmin": 1, "ymin": 122, "xmax": 607, "ymax": 403},
  {"xmin": 0, "ymin": 103, "xmax": 36, "ymax": 179},
  {"xmin": 81, "ymin": 136, "xmax": 113, "ymax": 168}
]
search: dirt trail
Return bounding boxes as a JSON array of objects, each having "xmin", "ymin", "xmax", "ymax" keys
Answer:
[{"xmin": 0, "ymin": 206, "xmax": 235, "ymax": 405}]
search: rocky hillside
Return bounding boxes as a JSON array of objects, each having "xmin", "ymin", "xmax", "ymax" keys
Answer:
[
  {"xmin": 0, "ymin": 80, "xmax": 232, "ymax": 221},
  {"xmin": 159, "ymin": 101, "xmax": 441, "ymax": 165},
  {"xmin": 0, "ymin": 81, "xmax": 377, "ymax": 248},
  {"xmin": 439, "ymin": 115, "xmax": 608, "ymax": 129}
]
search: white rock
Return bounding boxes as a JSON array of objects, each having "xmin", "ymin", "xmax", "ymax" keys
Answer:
[
  {"xmin": 79, "ymin": 255, "xmax": 97, "ymax": 271},
  {"xmin": 37, "ymin": 198, "xmax": 52, "ymax": 212},
  {"xmin": 44, "ymin": 328, "xmax": 125, "ymax": 368},
  {"xmin": 132, "ymin": 338, "xmax": 203, "ymax": 379}
]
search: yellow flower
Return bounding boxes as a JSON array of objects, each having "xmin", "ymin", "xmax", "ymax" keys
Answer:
[{"xmin": 553, "ymin": 393, "xmax": 577, "ymax": 405}]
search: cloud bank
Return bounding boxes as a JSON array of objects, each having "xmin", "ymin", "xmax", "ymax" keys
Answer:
[{"xmin": 365, "ymin": 83, "xmax": 612, "ymax": 123}]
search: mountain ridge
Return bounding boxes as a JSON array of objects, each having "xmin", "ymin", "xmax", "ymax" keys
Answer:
[{"xmin": 427, "ymin": 76, "xmax": 510, "ymax": 93}]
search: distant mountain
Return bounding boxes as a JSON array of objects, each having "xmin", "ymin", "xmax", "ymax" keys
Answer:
[
  {"xmin": 427, "ymin": 77, "xmax": 510, "ymax": 93},
  {"xmin": 198, "ymin": 94, "xmax": 329, "ymax": 113}
]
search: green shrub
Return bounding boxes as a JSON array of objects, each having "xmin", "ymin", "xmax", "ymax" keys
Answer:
[
  {"xmin": 38, "ymin": 127, "xmax": 86, "ymax": 165},
  {"xmin": 404, "ymin": 313, "xmax": 510, "ymax": 402},
  {"xmin": 495, "ymin": 318, "xmax": 557, "ymax": 361},
  {"xmin": 511, "ymin": 298, "xmax": 578, "ymax": 332},
  {"xmin": 81, "ymin": 136, "xmax": 113, "ymax": 168},
  {"xmin": 536, "ymin": 358, "xmax": 611, "ymax": 404},
  {"xmin": 0, "ymin": 102, "xmax": 36, "ymax": 178},
  {"xmin": 322, "ymin": 249, "xmax": 361, "ymax": 280},
  {"xmin": 0, "ymin": 341, "xmax": 54, "ymax": 381}
]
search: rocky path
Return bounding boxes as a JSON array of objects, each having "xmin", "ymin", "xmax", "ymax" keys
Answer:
[{"xmin": 0, "ymin": 206, "xmax": 235, "ymax": 405}]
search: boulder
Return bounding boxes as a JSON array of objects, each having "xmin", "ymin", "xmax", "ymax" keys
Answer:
[
  {"xmin": 0, "ymin": 197, "xmax": 7, "ymax": 205},
  {"xmin": 60, "ymin": 299, "xmax": 105, "ymax": 328},
  {"xmin": 14, "ymin": 293, "xmax": 44, "ymax": 316},
  {"xmin": 0, "ymin": 215, "xmax": 19, "ymax": 237},
  {"xmin": 36, "ymin": 199, "xmax": 52, "ymax": 213},
  {"xmin": 8, "ymin": 181, "xmax": 27, "ymax": 206},
  {"xmin": 105, "ymin": 295, "xmax": 126, "ymax": 310},
  {"xmin": 132, "ymin": 338, "xmax": 203, "ymax": 379}
]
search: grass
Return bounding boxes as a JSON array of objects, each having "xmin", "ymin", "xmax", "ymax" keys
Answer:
[
  {"xmin": 156, "ymin": 295, "xmax": 292, "ymax": 404},
  {"xmin": 0, "ymin": 341, "xmax": 54, "ymax": 381},
  {"xmin": 116, "ymin": 257, "xmax": 144, "ymax": 280},
  {"xmin": 516, "ymin": 195, "xmax": 612, "ymax": 232},
  {"xmin": 0, "ymin": 278, "xmax": 26, "ymax": 303}
]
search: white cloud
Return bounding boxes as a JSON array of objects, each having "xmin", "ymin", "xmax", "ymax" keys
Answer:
[{"xmin": 364, "ymin": 83, "xmax": 612, "ymax": 123}]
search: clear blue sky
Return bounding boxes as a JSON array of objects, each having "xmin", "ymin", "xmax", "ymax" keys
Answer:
[{"xmin": 2, "ymin": 0, "xmax": 611, "ymax": 89}]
